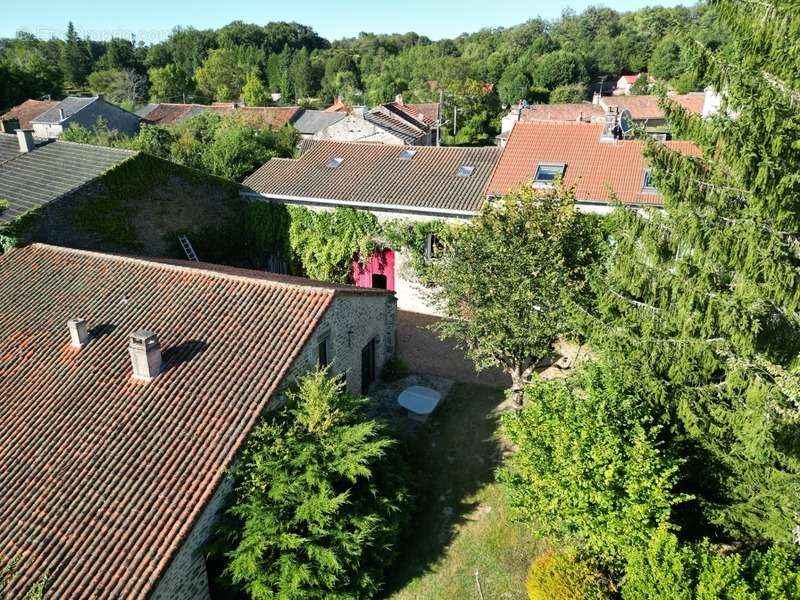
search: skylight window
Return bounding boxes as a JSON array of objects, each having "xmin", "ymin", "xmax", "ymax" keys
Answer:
[
  {"xmin": 399, "ymin": 149, "xmax": 417, "ymax": 160},
  {"xmin": 533, "ymin": 163, "xmax": 566, "ymax": 185},
  {"xmin": 456, "ymin": 165, "xmax": 475, "ymax": 177},
  {"xmin": 642, "ymin": 169, "xmax": 657, "ymax": 194},
  {"xmin": 324, "ymin": 157, "xmax": 344, "ymax": 169}
]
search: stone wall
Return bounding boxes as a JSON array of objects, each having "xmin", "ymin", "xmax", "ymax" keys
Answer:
[
  {"xmin": 149, "ymin": 292, "xmax": 396, "ymax": 598},
  {"xmin": 313, "ymin": 114, "xmax": 406, "ymax": 145},
  {"xmin": 286, "ymin": 293, "xmax": 397, "ymax": 395}
]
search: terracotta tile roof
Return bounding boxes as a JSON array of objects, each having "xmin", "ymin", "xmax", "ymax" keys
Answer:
[
  {"xmin": 0, "ymin": 99, "xmax": 59, "ymax": 129},
  {"xmin": 0, "ymin": 244, "xmax": 384, "ymax": 598},
  {"xmin": 385, "ymin": 102, "xmax": 440, "ymax": 126},
  {"xmin": 208, "ymin": 105, "xmax": 302, "ymax": 129},
  {"xmin": 486, "ymin": 121, "xmax": 700, "ymax": 206},
  {"xmin": 137, "ymin": 102, "xmax": 206, "ymax": 125},
  {"xmin": 519, "ymin": 102, "xmax": 605, "ymax": 123},
  {"xmin": 243, "ymin": 140, "xmax": 502, "ymax": 214},
  {"xmin": 324, "ymin": 98, "xmax": 348, "ymax": 113},
  {"xmin": 601, "ymin": 94, "xmax": 705, "ymax": 121},
  {"xmin": 138, "ymin": 103, "xmax": 302, "ymax": 129}
]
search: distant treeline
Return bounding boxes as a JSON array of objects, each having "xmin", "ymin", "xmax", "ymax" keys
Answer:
[{"xmin": 0, "ymin": 6, "xmax": 726, "ymax": 144}]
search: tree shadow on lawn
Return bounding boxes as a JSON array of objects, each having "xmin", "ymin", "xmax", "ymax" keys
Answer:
[{"xmin": 383, "ymin": 382, "xmax": 508, "ymax": 596}]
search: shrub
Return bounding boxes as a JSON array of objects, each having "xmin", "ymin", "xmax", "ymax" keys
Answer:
[
  {"xmin": 549, "ymin": 83, "xmax": 587, "ymax": 104},
  {"xmin": 623, "ymin": 527, "xmax": 800, "ymax": 600},
  {"xmin": 380, "ymin": 356, "xmax": 409, "ymax": 382},
  {"xmin": 499, "ymin": 361, "xmax": 690, "ymax": 571},
  {"xmin": 213, "ymin": 370, "xmax": 411, "ymax": 599},
  {"xmin": 526, "ymin": 548, "xmax": 605, "ymax": 600}
]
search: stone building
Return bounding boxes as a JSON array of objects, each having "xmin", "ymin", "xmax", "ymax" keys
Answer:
[
  {"xmin": 0, "ymin": 243, "xmax": 396, "ymax": 598},
  {"xmin": 30, "ymin": 96, "xmax": 142, "ymax": 139},
  {"xmin": 242, "ymin": 139, "xmax": 501, "ymax": 314}
]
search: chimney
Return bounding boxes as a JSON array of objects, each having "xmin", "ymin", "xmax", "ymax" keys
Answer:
[
  {"xmin": 58, "ymin": 108, "xmax": 65, "ymax": 121},
  {"xmin": 67, "ymin": 319, "xmax": 89, "ymax": 348},
  {"xmin": 395, "ymin": 94, "xmax": 404, "ymax": 106},
  {"xmin": 592, "ymin": 92, "xmax": 601, "ymax": 105},
  {"xmin": 16, "ymin": 129, "xmax": 35, "ymax": 153},
  {"xmin": 352, "ymin": 105, "xmax": 368, "ymax": 118},
  {"xmin": 128, "ymin": 330, "xmax": 162, "ymax": 381}
]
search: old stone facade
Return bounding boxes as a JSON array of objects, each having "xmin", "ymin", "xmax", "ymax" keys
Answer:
[
  {"xmin": 150, "ymin": 292, "xmax": 396, "ymax": 598},
  {"xmin": 312, "ymin": 113, "xmax": 408, "ymax": 145}
]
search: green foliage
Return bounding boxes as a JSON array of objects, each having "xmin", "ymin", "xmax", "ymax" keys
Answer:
[
  {"xmin": 195, "ymin": 46, "xmax": 258, "ymax": 101},
  {"xmin": 148, "ymin": 63, "xmax": 192, "ymax": 102},
  {"xmin": 242, "ymin": 71, "xmax": 269, "ymax": 106},
  {"xmin": 428, "ymin": 184, "xmax": 604, "ymax": 403},
  {"xmin": 622, "ymin": 527, "xmax": 800, "ymax": 600},
  {"xmin": 526, "ymin": 549, "xmax": 606, "ymax": 600},
  {"xmin": 628, "ymin": 73, "xmax": 652, "ymax": 95},
  {"xmin": 60, "ymin": 22, "xmax": 91, "ymax": 86},
  {"xmin": 213, "ymin": 369, "xmax": 410, "ymax": 599},
  {"xmin": 381, "ymin": 218, "xmax": 452, "ymax": 283},
  {"xmin": 549, "ymin": 83, "xmax": 588, "ymax": 103},
  {"xmin": 1, "ymin": 556, "xmax": 49, "ymax": 600},
  {"xmin": 0, "ymin": 199, "xmax": 8, "ymax": 214},
  {"xmin": 589, "ymin": 0, "xmax": 800, "ymax": 548},
  {"xmin": 500, "ymin": 362, "xmax": 689, "ymax": 571},
  {"xmin": 532, "ymin": 50, "xmax": 588, "ymax": 89},
  {"xmin": 380, "ymin": 356, "xmax": 410, "ymax": 383},
  {"xmin": 287, "ymin": 206, "xmax": 382, "ymax": 283}
]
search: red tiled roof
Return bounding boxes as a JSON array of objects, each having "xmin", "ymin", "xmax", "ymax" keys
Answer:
[
  {"xmin": 487, "ymin": 121, "xmax": 700, "ymax": 205},
  {"xmin": 324, "ymin": 98, "xmax": 348, "ymax": 113},
  {"xmin": 0, "ymin": 99, "xmax": 59, "ymax": 129},
  {"xmin": 140, "ymin": 103, "xmax": 301, "ymax": 128},
  {"xmin": 621, "ymin": 74, "xmax": 639, "ymax": 84},
  {"xmin": 139, "ymin": 103, "xmax": 204, "ymax": 125},
  {"xmin": 208, "ymin": 105, "xmax": 302, "ymax": 128},
  {"xmin": 0, "ymin": 244, "xmax": 385, "ymax": 598},
  {"xmin": 386, "ymin": 102, "xmax": 440, "ymax": 126},
  {"xmin": 519, "ymin": 102, "xmax": 605, "ymax": 123},
  {"xmin": 602, "ymin": 94, "xmax": 705, "ymax": 121}
]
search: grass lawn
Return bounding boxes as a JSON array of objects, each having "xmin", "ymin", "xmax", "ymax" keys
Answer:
[{"xmin": 384, "ymin": 383, "xmax": 541, "ymax": 600}]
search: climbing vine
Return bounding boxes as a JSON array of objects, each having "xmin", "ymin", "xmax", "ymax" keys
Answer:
[{"xmin": 382, "ymin": 218, "xmax": 459, "ymax": 283}]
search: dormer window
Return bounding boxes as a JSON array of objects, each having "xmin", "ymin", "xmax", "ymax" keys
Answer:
[
  {"xmin": 642, "ymin": 169, "xmax": 657, "ymax": 194},
  {"xmin": 324, "ymin": 157, "xmax": 344, "ymax": 169},
  {"xmin": 534, "ymin": 163, "xmax": 566, "ymax": 186},
  {"xmin": 399, "ymin": 149, "xmax": 417, "ymax": 160},
  {"xmin": 457, "ymin": 165, "xmax": 475, "ymax": 177}
]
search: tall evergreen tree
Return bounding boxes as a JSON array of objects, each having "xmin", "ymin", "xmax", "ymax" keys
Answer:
[
  {"xmin": 589, "ymin": 0, "xmax": 800, "ymax": 545},
  {"xmin": 60, "ymin": 22, "xmax": 91, "ymax": 87}
]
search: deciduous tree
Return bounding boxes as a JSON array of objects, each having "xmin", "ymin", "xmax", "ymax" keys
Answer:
[{"xmin": 429, "ymin": 184, "xmax": 602, "ymax": 405}]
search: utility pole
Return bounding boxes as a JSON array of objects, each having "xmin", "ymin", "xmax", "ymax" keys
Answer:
[{"xmin": 437, "ymin": 88, "xmax": 443, "ymax": 146}]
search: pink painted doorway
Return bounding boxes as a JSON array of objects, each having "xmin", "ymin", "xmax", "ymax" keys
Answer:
[{"xmin": 351, "ymin": 249, "xmax": 395, "ymax": 291}]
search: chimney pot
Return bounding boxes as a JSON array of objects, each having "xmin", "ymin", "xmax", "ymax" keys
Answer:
[
  {"xmin": 395, "ymin": 94, "xmax": 404, "ymax": 106},
  {"xmin": 67, "ymin": 319, "xmax": 89, "ymax": 348},
  {"xmin": 128, "ymin": 330, "xmax": 162, "ymax": 381},
  {"xmin": 16, "ymin": 129, "xmax": 35, "ymax": 153}
]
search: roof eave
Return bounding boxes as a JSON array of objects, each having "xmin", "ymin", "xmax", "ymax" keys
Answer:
[{"xmin": 240, "ymin": 190, "xmax": 478, "ymax": 218}]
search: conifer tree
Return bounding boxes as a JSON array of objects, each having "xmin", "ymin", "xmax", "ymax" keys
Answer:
[
  {"xmin": 214, "ymin": 370, "xmax": 409, "ymax": 599},
  {"xmin": 590, "ymin": 0, "xmax": 800, "ymax": 545}
]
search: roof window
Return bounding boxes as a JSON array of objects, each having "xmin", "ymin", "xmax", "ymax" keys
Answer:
[
  {"xmin": 533, "ymin": 163, "xmax": 566, "ymax": 186},
  {"xmin": 324, "ymin": 157, "xmax": 344, "ymax": 169},
  {"xmin": 399, "ymin": 149, "xmax": 417, "ymax": 160},
  {"xmin": 456, "ymin": 165, "xmax": 475, "ymax": 177},
  {"xmin": 642, "ymin": 169, "xmax": 658, "ymax": 194}
]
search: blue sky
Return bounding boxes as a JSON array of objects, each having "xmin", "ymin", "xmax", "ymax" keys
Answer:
[{"xmin": 4, "ymin": 0, "xmax": 694, "ymax": 43}]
